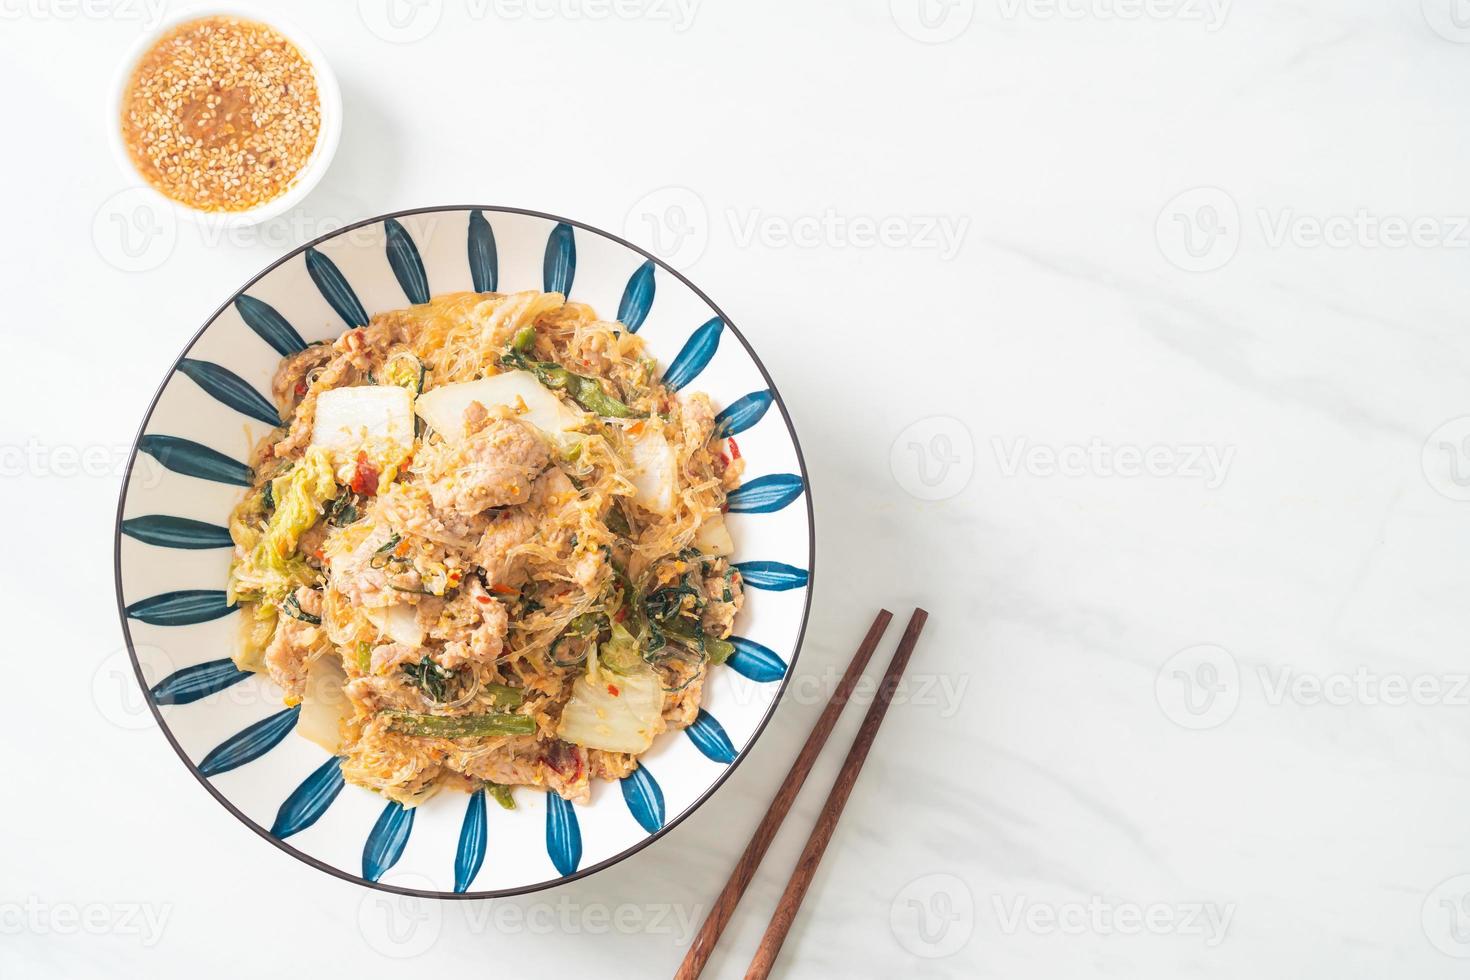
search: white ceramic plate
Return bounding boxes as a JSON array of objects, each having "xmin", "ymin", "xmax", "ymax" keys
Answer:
[{"xmin": 113, "ymin": 206, "xmax": 814, "ymax": 898}]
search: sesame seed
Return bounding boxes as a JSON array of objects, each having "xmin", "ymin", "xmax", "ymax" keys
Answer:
[{"xmin": 119, "ymin": 16, "xmax": 321, "ymax": 213}]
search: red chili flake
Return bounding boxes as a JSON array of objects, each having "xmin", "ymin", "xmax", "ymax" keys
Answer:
[
  {"xmin": 606, "ymin": 684, "xmax": 620, "ymax": 697},
  {"xmin": 475, "ymin": 595, "xmax": 492, "ymax": 605},
  {"xmin": 727, "ymin": 437, "xmax": 741, "ymax": 461},
  {"xmin": 294, "ymin": 381, "xmax": 307, "ymax": 396},
  {"xmin": 489, "ymin": 582, "xmax": 518, "ymax": 596},
  {"xmin": 614, "ymin": 606, "xmax": 628, "ymax": 623},
  {"xmin": 350, "ymin": 451, "xmax": 379, "ymax": 495}
]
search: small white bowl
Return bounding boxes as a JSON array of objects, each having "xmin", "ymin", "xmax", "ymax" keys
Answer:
[{"xmin": 107, "ymin": 4, "xmax": 342, "ymax": 229}]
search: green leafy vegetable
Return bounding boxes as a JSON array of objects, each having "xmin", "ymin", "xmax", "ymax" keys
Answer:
[
  {"xmin": 227, "ymin": 447, "xmax": 337, "ymax": 604},
  {"xmin": 599, "ymin": 620, "xmax": 644, "ymax": 674},
  {"xmin": 401, "ymin": 658, "xmax": 455, "ymax": 702},
  {"xmin": 604, "ymin": 501, "xmax": 631, "ymax": 538},
  {"xmin": 501, "ymin": 326, "xmax": 644, "ymax": 419},
  {"xmin": 281, "ymin": 590, "xmax": 322, "ymax": 625},
  {"xmin": 379, "ymin": 351, "xmax": 427, "ymax": 394},
  {"xmin": 324, "ymin": 490, "xmax": 360, "ymax": 527},
  {"xmin": 485, "ymin": 783, "xmax": 516, "ymax": 810},
  {"xmin": 485, "ymin": 683, "xmax": 525, "ymax": 708},
  {"xmin": 369, "ymin": 533, "xmax": 404, "ymax": 569},
  {"xmin": 383, "ymin": 711, "xmax": 537, "ymax": 738}
]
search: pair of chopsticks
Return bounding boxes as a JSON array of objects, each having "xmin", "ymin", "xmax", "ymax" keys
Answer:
[{"xmin": 675, "ymin": 607, "xmax": 929, "ymax": 979}]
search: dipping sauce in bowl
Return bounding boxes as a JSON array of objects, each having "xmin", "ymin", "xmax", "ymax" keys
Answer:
[{"xmin": 119, "ymin": 14, "xmax": 327, "ymax": 215}]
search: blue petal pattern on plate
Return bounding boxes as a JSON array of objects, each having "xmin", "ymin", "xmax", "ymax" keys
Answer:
[
  {"xmin": 126, "ymin": 589, "xmax": 236, "ymax": 626},
  {"xmin": 363, "ymin": 801, "xmax": 416, "ymax": 883},
  {"xmin": 685, "ymin": 709, "xmax": 738, "ymax": 764},
  {"xmin": 733, "ymin": 560, "xmax": 809, "ymax": 592},
  {"xmin": 177, "ymin": 358, "xmax": 279, "ymax": 426},
  {"xmin": 121, "ymin": 515, "xmax": 232, "ymax": 550},
  {"xmin": 714, "ymin": 390, "xmax": 773, "ymax": 438},
  {"xmin": 468, "ymin": 210, "xmax": 498, "ymax": 293},
  {"xmin": 271, "ymin": 757, "xmax": 345, "ymax": 839},
  {"xmin": 455, "ymin": 789, "xmax": 488, "ymax": 893},
  {"xmin": 617, "ymin": 260, "xmax": 656, "ymax": 332},
  {"xmin": 662, "ymin": 317, "xmax": 722, "ymax": 391},
  {"xmin": 543, "ymin": 222, "xmax": 576, "ymax": 296},
  {"xmin": 235, "ymin": 294, "xmax": 306, "ymax": 356},
  {"xmin": 138, "ymin": 435, "xmax": 252, "ymax": 486},
  {"xmin": 545, "ymin": 793, "xmax": 582, "ymax": 876},
  {"xmin": 726, "ymin": 473, "xmax": 804, "ymax": 514},
  {"xmin": 305, "ymin": 247, "xmax": 369, "ymax": 328},
  {"xmin": 727, "ymin": 636, "xmax": 789, "ymax": 683},
  {"xmin": 198, "ymin": 705, "xmax": 300, "ymax": 778},
  {"xmin": 384, "ymin": 218, "xmax": 430, "ymax": 305},
  {"xmin": 620, "ymin": 765, "xmax": 665, "ymax": 833},
  {"xmin": 151, "ymin": 658, "xmax": 250, "ymax": 704}
]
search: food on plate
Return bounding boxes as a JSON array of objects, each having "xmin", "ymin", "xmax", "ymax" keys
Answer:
[
  {"xmin": 225, "ymin": 290, "xmax": 746, "ymax": 807},
  {"xmin": 120, "ymin": 16, "xmax": 322, "ymax": 212}
]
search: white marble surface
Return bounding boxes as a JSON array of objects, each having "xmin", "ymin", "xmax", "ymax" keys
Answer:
[{"xmin": 5, "ymin": 1, "xmax": 1470, "ymax": 976}]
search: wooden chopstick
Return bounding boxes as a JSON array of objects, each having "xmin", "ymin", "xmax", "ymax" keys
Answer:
[
  {"xmin": 673, "ymin": 609, "xmax": 895, "ymax": 980},
  {"xmin": 743, "ymin": 607, "xmax": 929, "ymax": 980}
]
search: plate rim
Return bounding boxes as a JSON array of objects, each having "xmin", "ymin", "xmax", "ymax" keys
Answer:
[{"xmin": 111, "ymin": 203, "xmax": 816, "ymax": 900}]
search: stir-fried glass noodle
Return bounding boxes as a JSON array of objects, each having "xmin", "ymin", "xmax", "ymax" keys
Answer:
[{"xmin": 225, "ymin": 291, "xmax": 746, "ymax": 807}]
